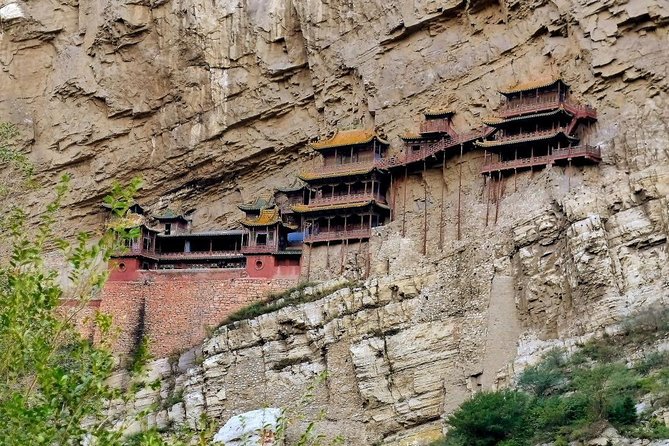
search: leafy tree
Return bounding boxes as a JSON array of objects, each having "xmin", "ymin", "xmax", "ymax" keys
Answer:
[{"xmin": 0, "ymin": 122, "xmax": 157, "ymax": 445}]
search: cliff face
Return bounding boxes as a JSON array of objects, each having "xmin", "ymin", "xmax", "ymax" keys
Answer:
[
  {"xmin": 2, "ymin": 0, "xmax": 667, "ymax": 226},
  {"xmin": 2, "ymin": 0, "xmax": 669, "ymax": 444}
]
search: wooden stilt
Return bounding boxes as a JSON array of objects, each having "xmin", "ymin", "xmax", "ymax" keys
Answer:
[
  {"xmin": 457, "ymin": 144, "xmax": 463, "ymax": 241},
  {"xmin": 326, "ymin": 240, "xmax": 330, "ymax": 268},
  {"xmin": 341, "ymin": 239, "xmax": 348, "ymax": 274},
  {"xmin": 439, "ymin": 154, "xmax": 446, "ymax": 250},
  {"xmin": 402, "ymin": 167, "xmax": 408, "ymax": 237},
  {"xmin": 485, "ymin": 174, "xmax": 491, "ymax": 227},
  {"xmin": 423, "ymin": 161, "xmax": 428, "ymax": 256},
  {"xmin": 305, "ymin": 244, "xmax": 311, "ymax": 282},
  {"xmin": 494, "ymin": 171, "xmax": 502, "ymax": 225},
  {"xmin": 389, "ymin": 175, "xmax": 394, "ymax": 222}
]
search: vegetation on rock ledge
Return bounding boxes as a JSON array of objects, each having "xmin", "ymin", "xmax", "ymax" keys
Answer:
[{"xmin": 432, "ymin": 305, "xmax": 669, "ymax": 445}]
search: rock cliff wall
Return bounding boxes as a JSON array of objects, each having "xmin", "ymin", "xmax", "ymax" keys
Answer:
[
  {"xmin": 2, "ymin": 0, "xmax": 667, "ymax": 228},
  {"xmin": 2, "ymin": 0, "xmax": 669, "ymax": 444}
]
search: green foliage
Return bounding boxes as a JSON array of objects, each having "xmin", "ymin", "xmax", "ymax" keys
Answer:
[
  {"xmin": 129, "ymin": 336, "xmax": 153, "ymax": 375},
  {"xmin": 0, "ymin": 126, "xmax": 158, "ymax": 446},
  {"xmin": 219, "ymin": 280, "xmax": 354, "ymax": 327},
  {"xmin": 635, "ymin": 351, "xmax": 669, "ymax": 375},
  {"xmin": 518, "ymin": 348, "xmax": 568, "ymax": 397},
  {"xmin": 441, "ymin": 391, "xmax": 533, "ymax": 446},
  {"xmin": 432, "ymin": 308, "xmax": 669, "ymax": 446},
  {"xmin": 0, "ymin": 122, "xmax": 33, "ymax": 180},
  {"xmin": 606, "ymin": 395, "xmax": 637, "ymax": 427}
]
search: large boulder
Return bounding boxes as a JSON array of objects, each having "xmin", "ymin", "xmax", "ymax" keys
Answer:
[{"xmin": 212, "ymin": 408, "xmax": 283, "ymax": 446}]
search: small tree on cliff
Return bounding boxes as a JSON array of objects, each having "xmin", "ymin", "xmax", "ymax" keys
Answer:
[{"xmin": 0, "ymin": 122, "xmax": 158, "ymax": 445}]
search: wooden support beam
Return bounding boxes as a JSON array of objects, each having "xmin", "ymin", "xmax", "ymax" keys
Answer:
[
  {"xmin": 494, "ymin": 170, "xmax": 502, "ymax": 225},
  {"xmin": 402, "ymin": 167, "xmax": 408, "ymax": 237},
  {"xmin": 423, "ymin": 160, "xmax": 428, "ymax": 256},
  {"xmin": 439, "ymin": 154, "xmax": 446, "ymax": 250},
  {"xmin": 457, "ymin": 143, "xmax": 463, "ymax": 241},
  {"xmin": 485, "ymin": 174, "xmax": 490, "ymax": 227}
]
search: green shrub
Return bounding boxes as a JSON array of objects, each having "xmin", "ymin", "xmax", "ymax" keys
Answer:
[
  {"xmin": 444, "ymin": 391, "xmax": 533, "ymax": 446},
  {"xmin": 219, "ymin": 280, "xmax": 356, "ymax": 327},
  {"xmin": 635, "ymin": 351, "xmax": 669, "ymax": 375},
  {"xmin": 580, "ymin": 339, "xmax": 621, "ymax": 362},
  {"xmin": 518, "ymin": 349, "xmax": 568, "ymax": 397},
  {"xmin": 606, "ymin": 395, "xmax": 637, "ymax": 427}
]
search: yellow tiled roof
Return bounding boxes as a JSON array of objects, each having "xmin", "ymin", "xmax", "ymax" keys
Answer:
[
  {"xmin": 500, "ymin": 78, "xmax": 564, "ymax": 95},
  {"xmin": 311, "ymin": 129, "xmax": 388, "ymax": 150},
  {"xmin": 298, "ymin": 166, "xmax": 377, "ymax": 181},
  {"xmin": 481, "ymin": 117, "xmax": 505, "ymax": 125},
  {"xmin": 424, "ymin": 110, "xmax": 454, "ymax": 118},
  {"xmin": 291, "ymin": 200, "xmax": 390, "ymax": 213},
  {"xmin": 241, "ymin": 207, "xmax": 281, "ymax": 227},
  {"xmin": 482, "ymin": 108, "xmax": 570, "ymax": 126},
  {"xmin": 399, "ymin": 133, "xmax": 422, "ymax": 141}
]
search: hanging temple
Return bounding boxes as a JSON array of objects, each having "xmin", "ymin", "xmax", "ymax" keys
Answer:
[{"xmin": 107, "ymin": 78, "xmax": 599, "ymax": 282}]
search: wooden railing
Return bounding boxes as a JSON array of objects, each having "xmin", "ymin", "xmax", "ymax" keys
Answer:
[
  {"xmin": 304, "ymin": 228, "xmax": 371, "ymax": 243},
  {"xmin": 301, "ymin": 160, "xmax": 376, "ymax": 178},
  {"xmin": 481, "ymin": 145, "xmax": 601, "ymax": 173},
  {"xmin": 420, "ymin": 120, "xmax": 451, "ymax": 134},
  {"xmin": 157, "ymin": 250, "xmax": 242, "ymax": 259},
  {"xmin": 500, "ymin": 94, "xmax": 560, "ymax": 117},
  {"xmin": 493, "ymin": 127, "xmax": 567, "ymax": 143},
  {"xmin": 241, "ymin": 244, "xmax": 278, "ymax": 254},
  {"xmin": 500, "ymin": 95, "xmax": 597, "ymax": 119},
  {"xmin": 310, "ymin": 192, "xmax": 385, "ymax": 206},
  {"xmin": 377, "ymin": 127, "xmax": 492, "ymax": 169},
  {"xmin": 551, "ymin": 145, "xmax": 601, "ymax": 161}
]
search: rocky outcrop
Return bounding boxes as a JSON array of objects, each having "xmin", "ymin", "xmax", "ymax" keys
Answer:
[
  {"xmin": 1, "ymin": 0, "xmax": 667, "ymax": 230},
  {"xmin": 2, "ymin": 0, "xmax": 669, "ymax": 444}
]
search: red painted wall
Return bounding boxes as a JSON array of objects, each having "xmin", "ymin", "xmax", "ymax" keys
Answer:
[
  {"xmin": 109, "ymin": 258, "xmax": 143, "ymax": 281},
  {"xmin": 99, "ymin": 269, "xmax": 297, "ymax": 358},
  {"xmin": 245, "ymin": 254, "xmax": 301, "ymax": 279}
]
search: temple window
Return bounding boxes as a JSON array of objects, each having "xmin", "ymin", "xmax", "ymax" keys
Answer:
[
  {"xmin": 165, "ymin": 223, "xmax": 171, "ymax": 235},
  {"xmin": 256, "ymin": 233, "xmax": 267, "ymax": 245}
]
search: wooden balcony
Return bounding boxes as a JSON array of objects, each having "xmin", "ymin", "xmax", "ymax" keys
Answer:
[
  {"xmin": 241, "ymin": 244, "xmax": 281, "ymax": 254},
  {"xmin": 157, "ymin": 250, "xmax": 243, "ymax": 260},
  {"xmin": 304, "ymin": 228, "xmax": 372, "ymax": 243},
  {"xmin": 480, "ymin": 145, "xmax": 601, "ymax": 174},
  {"xmin": 420, "ymin": 120, "xmax": 451, "ymax": 134},
  {"xmin": 500, "ymin": 94, "xmax": 561, "ymax": 118},
  {"xmin": 310, "ymin": 192, "xmax": 385, "ymax": 207},
  {"xmin": 551, "ymin": 145, "xmax": 601, "ymax": 162},
  {"xmin": 301, "ymin": 158, "xmax": 376, "ymax": 178},
  {"xmin": 114, "ymin": 246, "xmax": 243, "ymax": 261},
  {"xmin": 493, "ymin": 127, "xmax": 567, "ymax": 144},
  {"xmin": 499, "ymin": 95, "xmax": 597, "ymax": 119}
]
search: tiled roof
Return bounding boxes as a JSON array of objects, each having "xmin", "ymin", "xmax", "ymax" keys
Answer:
[
  {"xmin": 298, "ymin": 166, "xmax": 379, "ymax": 181},
  {"xmin": 399, "ymin": 133, "xmax": 423, "ymax": 141},
  {"xmin": 237, "ymin": 195, "xmax": 274, "ymax": 212},
  {"xmin": 155, "ymin": 209, "xmax": 188, "ymax": 220},
  {"xmin": 241, "ymin": 207, "xmax": 281, "ymax": 227},
  {"xmin": 424, "ymin": 110, "xmax": 454, "ymax": 118},
  {"xmin": 311, "ymin": 129, "xmax": 389, "ymax": 150},
  {"xmin": 482, "ymin": 108, "xmax": 572, "ymax": 126},
  {"xmin": 499, "ymin": 78, "xmax": 567, "ymax": 95},
  {"xmin": 239, "ymin": 208, "xmax": 298, "ymax": 229},
  {"xmin": 291, "ymin": 200, "xmax": 390, "ymax": 213},
  {"xmin": 275, "ymin": 180, "xmax": 306, "ymax": 193},
  {"xmin": 476, "ymin": 131, "xmax": 577, "ymax": 148}
]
